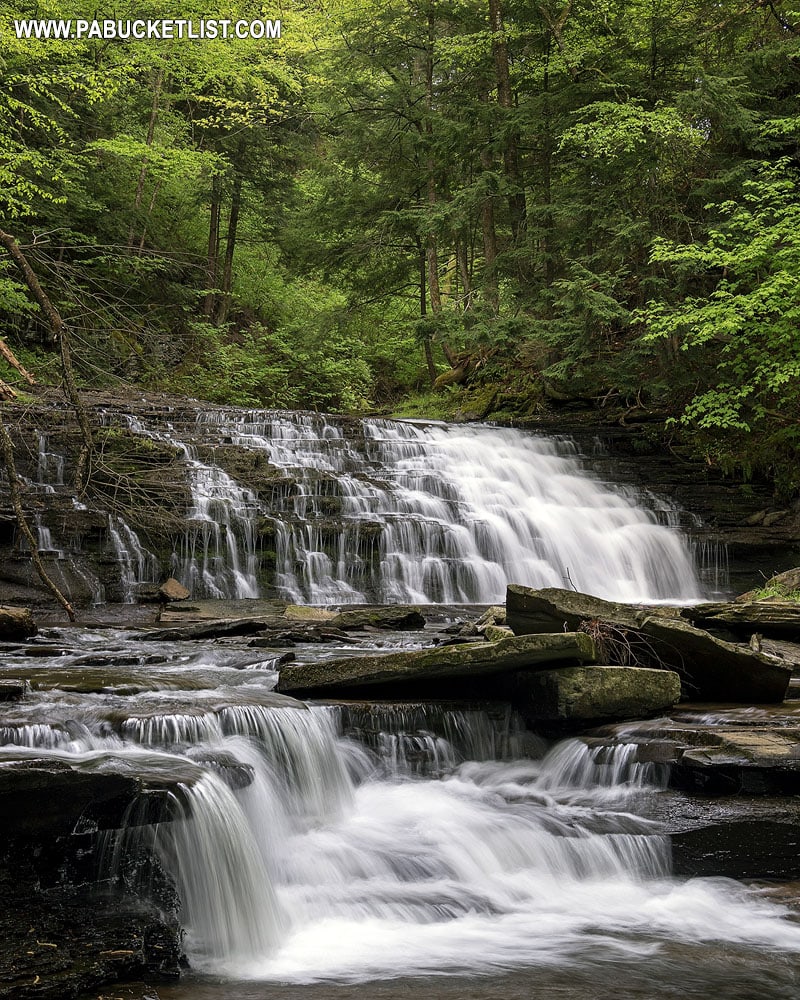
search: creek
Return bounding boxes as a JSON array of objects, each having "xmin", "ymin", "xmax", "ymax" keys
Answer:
[{"xmin": 2, "ymin": 409, "xmax": 797, "ymax": 998}]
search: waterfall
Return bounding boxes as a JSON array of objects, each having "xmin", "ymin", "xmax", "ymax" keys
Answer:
[
  {"xmin": 107, "ymin": 516, "xmax": 160, "ymax": 603},
  {"xmin": 105, "ymin": 408, "xmax": 715, "ymax": 604},
  {"xmin": 4, "ymin": 661, "xmax": 800, "ymax": 982}
]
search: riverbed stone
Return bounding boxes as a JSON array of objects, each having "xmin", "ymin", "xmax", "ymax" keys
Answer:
[
  {"xmin": 276, "ymin": 631, "xmax": 597, "ymax": 696},
  {"xmin": 511, "ymin": 665, "xmax": 681, "ymax": 723},
  {"xmin": 0, "ymin": 604, "xmax": 36, "ymax": 639},
  {"xmin": 506, "ymin": 585, "xmax": 792, "ymax": 703},
  {"xmin": 158, "ymin": 577, "xmax": 190, "ymax": 602}
]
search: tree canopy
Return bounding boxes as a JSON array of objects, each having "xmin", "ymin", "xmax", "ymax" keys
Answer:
[{"xmin": 1, "ymin": 0, "xmax": 799, "ymax": 488}]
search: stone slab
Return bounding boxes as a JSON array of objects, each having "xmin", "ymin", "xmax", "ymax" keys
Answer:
[
  {"xmin": 276, "ymin": 631, "xmax": 596, "ymax": 695},
  {"xmin": 507, "ymin": 585, "xmax": 792, "ymax": 703}
]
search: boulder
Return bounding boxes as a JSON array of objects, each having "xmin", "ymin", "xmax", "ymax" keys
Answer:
[
  {"xmin": 507, "ymin": 584, "xmax": 647, "ymax": 634},
  {"xmin": 0, "ymin": 605, "xmax": 36, "ymax": 640},
  {"xmin": 277, "ymin": 631, "xmax": 596, "ymax": 696},
  {"xmin": 158, "ymin": 577, "xmax": 190, "ymax": 602},
  {"xmin": 507, "ymin": 586, "xmax": 791, "ymax": 703},
  {"xmin": 511, "ymin": 665, "xmax": 681, "ymax": 724},
  {"xmin": 484, "ymin": 625, "xmax": 514, "ymax": 642},
  {"xmin": 639, "ymin": 615, "xmax": 791, "ymax": 703}
]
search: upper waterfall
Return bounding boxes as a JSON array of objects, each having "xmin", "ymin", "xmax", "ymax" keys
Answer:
[{"xmin": 159, "ymin": 409, "xmax": 708, "ymax": 605}]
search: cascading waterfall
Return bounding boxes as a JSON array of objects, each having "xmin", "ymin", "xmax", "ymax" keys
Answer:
[
  {"xmin": 101, "ymin": 411, "xmax": 260, "ymax": 599},
  {"xmin": 107, "ymin": 516, "xmax": 160, "ymax": 603},
  {"xmin": 5, "ymin": 679, "xmax": 800, "ymax": 983},
  {"xmin": 103, "ymin": 407, "xmax": 716, "ymax": 604}
]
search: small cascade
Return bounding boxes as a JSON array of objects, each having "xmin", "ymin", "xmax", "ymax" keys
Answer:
[
  {"xmin": 105, "ymin": 411, "xmax": 260, "ymax": 599},
  {"xmin": 35, "ymin": 520, "xmax": 64, "ymax": 558},
  {"xmin": 4, "ymin": 636, "xmax": 800, "ymax": 985},
  {"xmin": 333, "ymin": 703, "xmax": 537, "ymax": 777},
  {"xmin": 107, "ymin": 516, "xmax": 160, "ymax": 603},
  {"xmin": 35, "ymin": 430, "xmax": 64, "ymax": 490},
  {"xmin": 177, "ymin": 460, "xmax": 260, "ymax": 599},
  {"xmin": 155, "ymin": 773, "xmax": 286, "ymax": 967}
]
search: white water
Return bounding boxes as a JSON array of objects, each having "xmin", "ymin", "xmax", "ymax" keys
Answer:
[
  {"xmin": 4, "ymin": 680, "xmax": 800, "ymax": 983},
  {"xmin": 114, "ymin": 408, "xmax": 711, "ymax": 604}
]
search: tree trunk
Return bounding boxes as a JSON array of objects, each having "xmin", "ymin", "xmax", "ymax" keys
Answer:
[
  {"xmin": 424, "ymin": 15, "xmax": 456, "ymax": 368},
  {"xmin": 203, "ymin": 173, "xmax": 223, "ymax": 318},
  {"xmin": 419, "ymin": 244, "xmax": 437, "ymax": 386},
  {"xmin": 479, "ymin": 144, "xmax": 500, "ymax": 314},
  {"xmin": 129, "ymin": 67, "xmax": 164, "ymax": 250},
  {"xmin": 215, "ymin": 170, "xmax": 243, "ymax": 325},
  {"xmin": 488, "ymin": 0, "xmax": 526, "ymax": 243}
]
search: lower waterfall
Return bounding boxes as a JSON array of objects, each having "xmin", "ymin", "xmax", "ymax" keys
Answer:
[{"xmin": 5, "ymin": 640, "xmax": 800, "ymax": 987}]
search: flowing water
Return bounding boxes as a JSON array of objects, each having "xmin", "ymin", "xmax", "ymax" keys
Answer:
[
  {"xmin": 84, "ymin": 409, "xmax": 718, "ymax": 604},
  {"xmin": 3, "ymin": 626, "xmax": 799, "ymax": 999}
]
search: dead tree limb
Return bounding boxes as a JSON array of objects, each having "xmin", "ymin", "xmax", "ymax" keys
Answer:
[
  {"xmin": 0, "ymin": 336, "xmax": 36, "ymax": 385},
  {"xmin": 0, "ymin": 228, "xmax": 93, "ymax": 493}
]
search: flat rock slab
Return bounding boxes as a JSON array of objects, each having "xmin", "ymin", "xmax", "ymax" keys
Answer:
[
  {"xmin": 507, "ymin": 585, "xmax": 791, "ymax": 703},
  {"xmin": 680, "ymin": 601, "xmax": 800, "ymax": 639},
  {"xmin": 586, "ymin": 706, "xmax": 800, "ymax": 794},
  {"xmin": 513, "ymin": 665, "xmax": 681, "ymax": 723},
  {"xmin": 277, "ymin": 631, "xmax": 596, "ymax": 696},
  {"xmin": 159, "ymin": 598, "xmax": 288, "ymax": 623}
]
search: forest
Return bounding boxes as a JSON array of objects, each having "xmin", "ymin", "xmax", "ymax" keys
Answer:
[{"xmin": 1, "ymin": 0, "xmax": 799, "ymax": 494}]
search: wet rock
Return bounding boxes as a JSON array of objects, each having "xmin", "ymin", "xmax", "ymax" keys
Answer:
[
  {"xmin": 507, "ymin": 586, "xmax": 792, "ymax": 703},
  {"xmin": 671, "ymin": 821, "xmax": 800, "ymax": 879},
  {"xmin": 142, "ymin": 617, "xmax": 280, "ymax": 641},
  {"xmin": 0, "ymin": 833, "xmax": 181, "ymax": 1000},
  {"xmin": 680, "ymin": 601, "xmax": 800, "ymax": 639},
  {"xmin": 0, "ymin": 756, "xmax": 196, "ymax": 838},
  {"xmin": 0, "ymin": 679, "xmax": 25, "ymax": 701},
  {"xmin": 158, "ymin": 578, "xmax": 190, "ymax": 602},
  {"xmin": 328, "ymin": 606, "xmax": 426, "ymax": 631},
  {"xmin": 0, "ymin": 605, "xmax": 37, "ymax": 640},
  {"xmin": 277, "ymin": 631, "xmax": 596, "ymax": 696},
  {"xmin": 586, "ymin": 707, "xmax": 800, "ymax": 795},
  {"xmin": 511, "ymin": 665, "xmax": 681, "ymax": 725}
]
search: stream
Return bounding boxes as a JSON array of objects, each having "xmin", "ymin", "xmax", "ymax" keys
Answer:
[{"xmin": 2, "ymin": 622, "xmax": 799, "ymax": 1000}]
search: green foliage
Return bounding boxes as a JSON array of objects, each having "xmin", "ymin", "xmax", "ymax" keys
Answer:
[
  {"xmin": 750, "ymin": 583, "xmax": 800, "ymax": 603},
  {"xmin": 643, "ymin": 161, "xmax": 800, "ymax": 432},
  {"xmin": 0, "ymin": 0, "xmax": 799, "ymax": 494}
]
